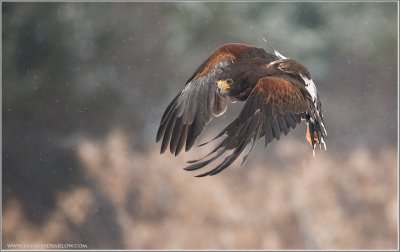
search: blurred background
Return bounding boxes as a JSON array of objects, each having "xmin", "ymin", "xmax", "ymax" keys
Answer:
[{"xmin": 2, "ymin": 2, "xmax": 398, "ymax": 249}]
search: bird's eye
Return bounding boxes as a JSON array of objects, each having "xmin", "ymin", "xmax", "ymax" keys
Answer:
[{"xmin": 277, "ymin": 63, "xmax": 286, "ymax": 71}]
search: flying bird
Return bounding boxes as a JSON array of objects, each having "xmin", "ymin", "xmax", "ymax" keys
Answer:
[{"xmin": 156, "ymin": 41, "xmax": 327, "ymax": 177}]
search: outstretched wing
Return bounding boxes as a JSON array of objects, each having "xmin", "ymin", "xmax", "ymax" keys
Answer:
[
  {"xmin": 184, "ymin": 76, "xmax": 309, "ymax": 177},
  {"xmin": 156, "ymin": 43, "xmax": 253, "ymax": 156}
]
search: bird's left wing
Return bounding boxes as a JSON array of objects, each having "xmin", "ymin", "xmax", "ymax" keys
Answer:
[
  {"xmin": 156, "ymin": 43, "xmax": 252, "ymax": 156},
  {"xmin": 184, "ymin": 76, "xmax": 308, "ymax": 177}
]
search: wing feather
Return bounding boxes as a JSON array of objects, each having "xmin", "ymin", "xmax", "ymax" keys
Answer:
[
  {"xmin": 277, "ymin": 115, "xmax": 289, "ymax": 135},
  {"xmin": 284, "ymin": 113, "xmax": 296, "ymax": 129}
]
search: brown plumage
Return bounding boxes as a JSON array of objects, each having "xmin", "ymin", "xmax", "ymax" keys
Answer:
[{"xmin": 156, "ymin": 42, "xmax": 327, "ymax": 177}]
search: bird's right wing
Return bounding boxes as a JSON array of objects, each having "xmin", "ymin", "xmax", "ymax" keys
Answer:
[{"xmin": 184, "ymin": 76, "xmax": 309, "ymax": 177}]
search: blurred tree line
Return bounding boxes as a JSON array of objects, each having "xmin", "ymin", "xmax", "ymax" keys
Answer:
[{"xmin": 2, "ymin": 2, "xmax": 397, "ymax": 229}]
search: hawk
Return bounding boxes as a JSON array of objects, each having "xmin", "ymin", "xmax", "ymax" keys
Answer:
[{"xmin": 156, "ymin": 42, "xmax": 327, "ymax": 177}]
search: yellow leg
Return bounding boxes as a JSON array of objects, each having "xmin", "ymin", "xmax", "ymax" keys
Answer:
[{"xmin": 306, "ymin": 124, "xmax": 319, "ymax": 146}]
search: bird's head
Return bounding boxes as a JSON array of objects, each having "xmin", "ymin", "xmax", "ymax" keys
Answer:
[{"xmin": 270, "ymin": 58, "xmax": 311, "ymax": 80}]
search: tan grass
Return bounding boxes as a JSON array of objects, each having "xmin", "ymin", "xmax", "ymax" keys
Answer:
[{"xmin": 3, "ymin": 129, "xmax": 398, "ymax": 249}]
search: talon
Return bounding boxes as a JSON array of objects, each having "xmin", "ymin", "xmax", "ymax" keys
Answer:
[{"xmin": 216, "ymin": 79, "xmax": 231, "ymax": 94}]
